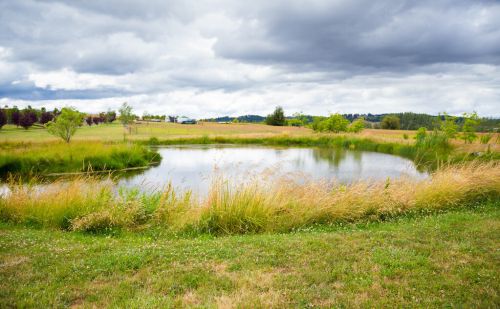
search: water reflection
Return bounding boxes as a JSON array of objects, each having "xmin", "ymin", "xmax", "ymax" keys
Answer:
[{"xmin": 118, "ymin": 145, "xmax": 427, "ymax": 194}]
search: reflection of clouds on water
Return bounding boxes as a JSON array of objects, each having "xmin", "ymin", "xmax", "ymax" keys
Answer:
[
  {"xmin": 117, "ymin": 145, "xmax": 428, "ymax": 195},
  {"xmin": 0, "ymin": 146, "xmax": 428, "ymax": 197}
]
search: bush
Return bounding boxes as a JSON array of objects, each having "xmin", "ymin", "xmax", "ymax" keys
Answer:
[
  {"xmin": 312, "ymin": 114, "xmax": 349, "ymax": 133},
  {"xmin": 266, "ymin": 106, "xmax": 286, "ymax": 126},
  {"xmin": 348, "ymin": 117, "xmax": 365, "ymax": 133},
  {"xmin": 381, "ymin": 115, "xmax": 400, "ymax": 130},
  {"xmin": 461, "ymin": 112, "xmax": 480, "ymax": 144}
]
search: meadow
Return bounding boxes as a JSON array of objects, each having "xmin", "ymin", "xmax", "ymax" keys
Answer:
[
  {"xmin": 0, "ymin": 121, "xmax": 499, "ymax": 307},
  {"xmin": 0, "ymin": 202, "xmax": 498, "ymax": 307},
  {"xmin": 2, "ymin": 122, "xmax": 498, "ymax": 153}
]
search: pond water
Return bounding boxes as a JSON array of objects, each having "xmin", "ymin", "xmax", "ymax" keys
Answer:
[{"xmin": 117, "ymin": 145, "xmax": 427, "ymax": 194}]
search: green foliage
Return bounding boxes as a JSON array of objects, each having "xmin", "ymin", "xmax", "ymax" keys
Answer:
[
  {"xmin": 119, "ymin": 102, "xmax": 135, "ymax": 127},
  {"xmin": 439, "ymin": 113, "xmax": 458, "ymax": 138},
  {"xmin": 312, "ymin": 113, "xmax": 349, "ymax": 133},
  {"xmin": 461, "ymin": 112, "xmax": 480, "ymax": 144},
  {"xmin": 403, "ymin": 133, "xmax": 409, "ymax": 140},
  {"xmin": 415, "ymin": 127, "xmax": 427, "ymax": 146},
  {"xmin": 480, "ymin": 133, "xmax": 494, "ymax": 145},
  {"xmin": 0, "ymin": 142, "xmax": 160, "ymax": 177},
  {"xmin": 265, "ymin": 106, "xmax": 286, "ymax": 126},
  {"xmin": 292, "ymin": 113, "xmax": 311, "ymax": 127},
  {"xmin": 381, "ymin": 115, "xmax": 401, "ymax": 130},
  {"xmin": 287, "ymin": 119, "xmax": 303, "ymax": 127},
  {"xmin": 46, "ymin": 107, "xmax": 84, "ymax": 143},
  {"xmin": 348, "ymin": 117, "xmax": 365, "ymax": 133},
  {"xmin": 395, "ymin": 112, "xmax": 438, "ymax": 130}
]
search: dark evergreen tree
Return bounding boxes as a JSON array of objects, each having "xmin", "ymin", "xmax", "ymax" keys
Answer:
[
  {"xmin": 11, "ymin": 107, "xmax": 20, "ymax": 126},
  {"xmin": 0, "ymin": 109, "xmax": 7, "ymax": 129}
]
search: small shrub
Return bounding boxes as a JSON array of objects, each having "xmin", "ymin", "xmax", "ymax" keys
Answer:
[
  {"xmin": 480, "ymin": 133, "xmax": 493, "ymax": 145},
  {"xmin": 381, "ymin": 115, "xmax": 400, "ymax": 130}
]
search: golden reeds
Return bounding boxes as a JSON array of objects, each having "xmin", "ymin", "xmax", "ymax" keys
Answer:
[{"xmin": 0, "ymin": 162, "xmax": 498, "ymax": 234}]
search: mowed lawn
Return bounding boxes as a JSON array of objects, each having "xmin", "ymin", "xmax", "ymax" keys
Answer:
[{"xmin": 0, "ymin": 203, "xmax": 498, "ymax": 308}]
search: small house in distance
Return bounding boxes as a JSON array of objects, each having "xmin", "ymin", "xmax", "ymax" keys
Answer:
[
  {"xmin": 167, "ymin": 115, "xmax": 178, "ymax": 123},
  {"xmin": 177, "ymin": 117, "xmax": 197, "ymax": 124}
]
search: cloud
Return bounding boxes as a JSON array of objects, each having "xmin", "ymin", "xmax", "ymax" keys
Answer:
[{"xmin": 0, "ymin": 0, "xmax": 499, "ymax": 116}]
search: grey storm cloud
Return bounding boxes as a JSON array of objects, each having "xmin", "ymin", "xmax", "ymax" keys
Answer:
[
  {"xmin": 0, "ymin": 0, "xmax": 499, "ymax": 116},
  {"xmin": 214, "ymin": 0, "xmax": 500, "ymax": 70}
]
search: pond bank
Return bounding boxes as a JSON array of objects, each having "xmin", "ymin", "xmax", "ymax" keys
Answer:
[
  {"xmin": 0, "ymin": 141, "xmax": 161, "ymax": 178},
  {"xmin": 0, "ymin": 162, "xmax": 497, "ymax": 235}
]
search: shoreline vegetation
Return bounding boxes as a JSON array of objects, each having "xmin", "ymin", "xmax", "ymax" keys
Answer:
[
  {"xmin": 146, "ymin": 134, "xmax": 499, "ymax": 169},
  {"xmin": 0, "ymin": 162, "xmax": 498, "ymax": 235},
  {"xmin": 1, "ymin": 134, "xmax": 498, "ymax": 177},
  {"xmin": 0, "ymin": 141, "xmax": 161, "ymax": 177}
]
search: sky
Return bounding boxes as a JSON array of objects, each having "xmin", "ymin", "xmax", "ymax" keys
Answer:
[{"xmin": 0, "ymin": 0, "xmax": 499, "ymax": 118}]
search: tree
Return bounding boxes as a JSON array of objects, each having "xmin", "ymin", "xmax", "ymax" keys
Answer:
[
  {"xmin": 439, "ymin": 112, "xmax": 458, "ymax": 138},
  {"xmin": 11, "ymin": 107, "xmax": 20, "ymax": 127},
  {"xmin": 381, "ymin": 115, "xmax": 400, "ymax": 130},
  {"xmin": 92, "ymin": 117, "xmax": 100, "ymax": 125},
  {"xmin": 322, "ymin": 113, "xmax": 350, "ymax": 133},
  {"xmin": 106, "ymin": 110, "xmax": 117, "ymax": 123},
  {"xmin": 19, "ymin": 109, "xmax": 36, "ymax": 129},
  {"xmin": 40, "ymin": 111, "xmax": 54, "ymax": 124},
  {"xmin": 461, "ymin": 112, "xmax": 480, "ymax": 144},
  {"xmin": 119, "ymin": 102, "xmax": 135, "ymax": 127},
  {"xmin": 86, "ymin": 116, "xmax": 93, "ymax": 126},
  {"xmin": 0, "ymin": 109, "xmax": 6, "ymax": 129},
  {"xmin": 265, "ymin": 106, "xmax": 286, "ymax": 126},
  {"xmin": 349, "ymin": 117, "xmax": 365, "ymax": 133},
  {"xmin": 46, "ymin": 107, "xmax": 84, "ymax": 143}
]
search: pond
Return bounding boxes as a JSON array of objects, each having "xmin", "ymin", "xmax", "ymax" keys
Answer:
[{"xmin": 117, "ymin": 145, "xmax": 427, "ymax": 194}]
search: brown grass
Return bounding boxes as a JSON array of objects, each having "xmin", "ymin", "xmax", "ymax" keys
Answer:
[{"xmin": 0, "ymin": 162, "xmax": 498, "ymax": 235}]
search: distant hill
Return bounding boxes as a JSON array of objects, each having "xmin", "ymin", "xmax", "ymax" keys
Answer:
[{"xmin": 202, "ymin": 115, "xmax": 266, "ymax": 123}]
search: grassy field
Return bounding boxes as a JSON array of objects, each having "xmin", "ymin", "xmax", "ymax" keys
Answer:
[
  {"xmin": 0, "ymin": 202, "xmax": 498, "ymax": 307},
  {"xmin": 1, "ymin": 122, "xmax": 498, "ymax": 152},
  {"xmin": 1, "ymin": 121, "xmax": 499, "ymax": 307}
]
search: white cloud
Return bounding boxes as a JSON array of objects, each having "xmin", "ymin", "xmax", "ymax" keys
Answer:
[{"xmin": 0, "ymin": 0, "xmax": 499, "ymax": 117}]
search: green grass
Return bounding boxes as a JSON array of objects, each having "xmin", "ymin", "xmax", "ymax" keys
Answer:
[
  {"xmin": 0, "ymin": 202, "xmax": 498, "ymax": 307},
  {"xmin": 0, "ymin": 141, "xmax": 160, "ymax": 177}
]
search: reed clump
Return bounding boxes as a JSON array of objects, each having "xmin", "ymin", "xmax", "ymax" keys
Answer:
[{"xmin": 0, "ymin": 162, "xmax": 498, "ymax": 234}]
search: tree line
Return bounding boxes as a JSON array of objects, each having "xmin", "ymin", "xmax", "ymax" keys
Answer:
[{"xmin": 0, "ymin": 106, "xmax": 117, "ymax": 130}]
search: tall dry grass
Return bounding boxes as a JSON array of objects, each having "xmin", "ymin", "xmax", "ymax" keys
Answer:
[{"xmin": 0, "ymin": 162, "xmax": 498, "ymax": 234}]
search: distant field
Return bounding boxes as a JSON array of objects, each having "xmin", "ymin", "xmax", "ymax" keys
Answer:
[
  {"xmin": 0, "ymin": 122, "xmax": 313, "ymax": 143},
  {"xmin": 1, "ymin": 122, "xmax": 497, "ymax": 152}
]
